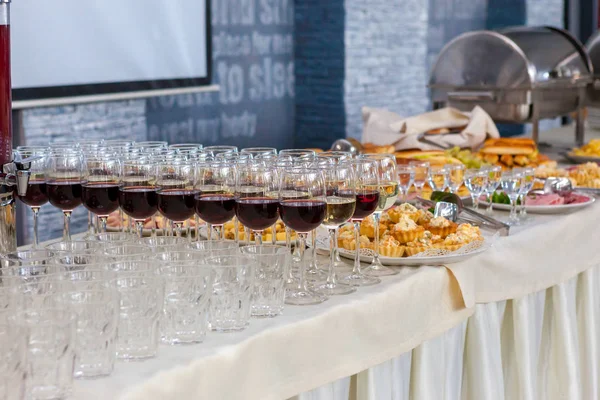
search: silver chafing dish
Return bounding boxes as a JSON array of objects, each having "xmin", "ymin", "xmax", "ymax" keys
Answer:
[
  {"xmin": 585, "ymin": 31, "xmax": 600, "ymax": 106},
  {"xmin": 429, "ymin": 26, "xmax": 592, "ymax": 146}
]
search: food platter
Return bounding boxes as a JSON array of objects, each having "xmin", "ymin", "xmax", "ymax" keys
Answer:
[
  {"xmin": 480, "ymin": 194, "xmax": 595, "ymax": 214},
  {"xmin": 563, "ymin": 152, "xmax": 600, "ymax": 164},
  {"xmin": 313, "ymin": 228, "xmax": 495, "ymax": 266}
]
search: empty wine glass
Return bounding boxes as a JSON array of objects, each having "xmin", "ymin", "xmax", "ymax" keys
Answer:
[
  {"xmin": 156, "ymin": 161, "xmax": 196, "ymax": 237},
  {"xmin": 45, "ymin": 149, "xmax": 85, "ymax": 241},
  {"xmin": 428, "ymin": 165, "xmax": 449, "ymax": 193},
  {"xmin": 340, "ymin": 158, "xmax": 381, "ymax": 287},
  {"xmin": 360, "ymin": 154, "xmax": 399, "ymax": 277},
  {"xmin": 314, "ymin": 161, "xmax": 356, "ymax": 296},
  {"xmin": 240, "ymin": 147, "xmax": 277, "ymax": 158},
  {"xmin": 204, "ymin": 145, "xmax": 238, "ymax": 156},
  {"xmin": 445, "ymin": 164, "xmax": 465, "ymax": 194},
  {"xmin": 119, "ymin": 160, "xmax": 158, "ymax": 239},
  {"xmin": 280, "ymin": 167, "xmax": 328, "ymax": 305},
  {"xmin": 397, "ymin": 165, "xmax": 415, "ymax": 202},
  {"xmin": 409, "ymin": 161, "xmax": 430, "ymax": 199},
  {"xmin": 464, "ymin": 169, "xmax": 488, "ymax": 209},
  {"xmin": 482, "ymin": 165, "xmax": 502, "ymax": 214},
  {"xmin": 500, "ymin": 171, "xmax": 523, "ymax": 226},
  {"xmin": 15, "ymin": 148, "xmax": 48, "ymax": 247},
  {"xmin": 82, "ymin": 155, "xmax": 121, "ymax": 233},
  {"xmin": 514, "ymin": 167, "xmax": 535, "ymax": 221}
]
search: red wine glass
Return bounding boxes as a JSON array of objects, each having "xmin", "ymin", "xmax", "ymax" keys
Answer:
[
  {"xmin": 235, "ymin": 164, "xmax": 279, "ymax": 245},
  {"xmin": 156, "ymin": 161, "xmax": 196, "ymax": 237},
  {"xmin": 119, "ymin": 160, "xmax": 158, "ymax": 239},
  {"xmin": 280, "ymin": 167, "xmax": 328, "ymax": 305},
  {"xmin": 339, "ymin": 158, "xmax": 381, "ymax": 287},
  {"xmin": 195, "ymin": 160, "xmax": 236, "ymax": 241},
  {"xmin": 15, "ymin": 147, "xmax": 48, "ymax": 247},
  {"xmin": 45, "ymin": 149, "xmax": 85, "ymax": 241},
  {"xmin": 314, "ymin": 161, "xmax": 356, "ymax": 296},
  {"xmin": 82, "ymin": 155, "xmax": 121, "ymax": 233}
]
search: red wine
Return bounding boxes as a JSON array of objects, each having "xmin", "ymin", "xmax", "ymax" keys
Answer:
[
  {"xmin": 195, "ymin": 194, "xmax": 236, "ymax": 225},
  {"xmin": 119, "ymin": 186, "xmax": 158, "ymax": 220},
  {"xmin": 0, "ymin": 25, "xmax": 11, "ymax": 167},
  {"xmin": 19, "ymin": 180, "xmax": 47, "ymax": 207},
  {"xmin": 280, "ymin": 200, "xmax": 326, "ymax": 233},
  {"xmin": 47, "ymin": 181, "xmax": 83, "ymax": 211},
  {"xmin": 235, "ymin": 197, "xmax": 279, "ymax": 231},
  {"xmin": 157, "ymin": 189, "xmax": 196, "ymax": 222},
  {"xmin": 82, "ymin": 183, "xmax": 119, "ymax": 216},
  {"xmin": 352, "ymin": 190, "xmax": 380, "ymax": 219}
]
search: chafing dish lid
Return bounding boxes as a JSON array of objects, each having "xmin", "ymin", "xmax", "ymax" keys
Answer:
[
  {"xmin": 585, "ymin": 30, "xmax": 600, "ymax": 79},
  {"xmin": 430, "ymin": 26, "xmax": 592, "ymax": 90}
]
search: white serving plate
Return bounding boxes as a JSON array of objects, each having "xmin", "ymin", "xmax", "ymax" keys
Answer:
[
  {"xmin": 564, "ymin": 152, "xmax": 600, "ymax": 164},
  {"xmin": 480, "ymin": 194, "xmax": 595, "ymax": 215},
  {"xmin": 313, "ymin": 228, "xmax": 495, "ymax": 266}
]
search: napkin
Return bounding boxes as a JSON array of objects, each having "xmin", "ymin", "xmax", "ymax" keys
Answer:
[{"xmin": 361, "ymin": 106, "xmax": 500, "ymax": 151}]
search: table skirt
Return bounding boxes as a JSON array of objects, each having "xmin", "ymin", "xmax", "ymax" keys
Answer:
[{"xmin": 292, "ymin": 264, "xmax": 600, "ymax": 400}]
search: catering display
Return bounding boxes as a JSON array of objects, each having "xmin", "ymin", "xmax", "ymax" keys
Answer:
[
  {"xmin": 486, "ymin": 190, "xmax": 595, "ymax": 214},
  {"xmin": 566, "ymin": 139, "xmax": 600, "ymax": 163}
]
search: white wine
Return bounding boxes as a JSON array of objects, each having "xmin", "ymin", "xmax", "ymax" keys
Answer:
[
  {"xmin": 366, "ymin": 181, "xmax": 399, "ymax": 211},
  {"xmin": 323, "ymin": 196, "xmax": 356, "ymax": 228}
]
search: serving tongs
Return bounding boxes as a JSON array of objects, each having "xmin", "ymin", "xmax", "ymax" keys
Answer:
[
  {"xmin": 417, "ymin": 192, "xmax": 510, "ymax": 236},
  {"xmin": 533, "ymin": 177, "xmax": 600, "ymax": 197}
]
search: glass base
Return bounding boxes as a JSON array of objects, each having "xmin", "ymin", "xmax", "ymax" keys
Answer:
[
  {"xmin": 362, "ymin": 264, "xmax": 398, "ymax": 277},
  {"xmin": 340, "ymin": 272, "xmax": 381, "ymax": 287},
  {"xmin": 504, "ymin": 217, "xmax": 521, "ymax": 226},
  {"xmin": 314, "ymin": 281, "xmax": 356, "ymax": 296},
  {"xmin": 285, "ymin": 288, "xmax": 327, "ymax": 305}
]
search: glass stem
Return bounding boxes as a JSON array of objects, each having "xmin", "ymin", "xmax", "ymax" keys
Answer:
[
  {"xmin": 486, "ymin": 192, "xmax": 494, "ymax": 213},
  {"xmin": 334, "ymin": 228, "xmax": 342, "ymax": 264},
  {"xmin": 63, "ymin": 211, "xmax": 72, "ymax": 241},
  {"xmin": 233, "ymin": 218, "xmax": 239, "ymax": 245},
  {"xmin": 136, "ymin": 220, "xmax": 145, "ymax": 239},
  {"xmin": 296, "ymin": 233, "xmax": 308, "ymax": 291},
  {"xmin": 510, "ymin": 197, "xmax": 518, "ymax": 221},
  {"xmin": 87, "ymin": 211, "xmax": 93, "ymax": 233},
  {"xmin": 119, "ymin": 209, "xmax": 125, "ymax": 233},
  {"xmin": 194, "ymin": 216, "xmax": 200, "ymax": 242},
  {"xmin": 175, "ymin": 222, "xmax": 183, "ymax": 237},
  {"xmin": 99, "ymin": 216, "xmax": 108, "ymax": 233},
  {"xmin": 310, "ymin": 230, "xmax": 318, "ymax": 268},
  {"xmin": 371, "ymin": 213, "xmax": 381, "ymax": 266},
  {"xmin": 519, "ymin": 195, "xmax": 527, "ymax": 217},
  {"xmin": 215, "ymin": 225, "xmax": 224, "ymax": 241},
  {"xmin": 31, "ymin": 207, "xmax": 40, "ymax": 248},
  {"xmin": 271, "ymin": 223, "xmax": 277, "ymax": 245},
  {"xmin": 151, "ymin": 215, "xmax": 157, "ymax": 237},
  {"xmin": 352, "ymin": 220, "xmax": 362, "ymax": 275},
  {"xmin": 254, "ymin": 231, "xmax": 262, "ymax": 245},
  {"xmin": 207, "ymin": 223, "xmax": 213, "ymax": 241},
  {"xmin": 285, "ymin": 226, "xmax": 294, "ymax": 281},
  {"xmin": 327, "ymin": 228, "xmax": 337, "ymax": 284}
]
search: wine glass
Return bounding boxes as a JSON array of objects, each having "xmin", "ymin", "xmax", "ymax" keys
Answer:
[
  {"xmin": 446, "ymin": 164, "xmax": 465, "ymax": 194},
  {"xmin": 314, "ymin": 162, "xmax": 356, "ymax": 296},
  {"xmin": 278, "ymin": 149, "xmax": 316, "ymax": 160},
  {"xmin": 359, "ymin": 154, "xmax": 399, "ymax": 277},
  {"xmin": 204, "ymin": 145, "xmax": 238, "ymax": 157},
  {"xmin": 195, "ymin": 160, "xmax": 236, "ymax": 241},
  {"xmin": 15, "ymin": 148, "xmax": 48, "ymax": 247},
  {"xmin": 118, "ymin": 160, "xmax": 158, "ymax": 239},
  {"xmin": 235, "ymin": 164, "xmax": 279, "ymax": 245},
  {"xmin": 409, "ymin": 161, "xmax": 430, "ymax": 199},
  {"xmin": 340, "ymin": 159, "xmax": 381, "ymax": 287},
  {"xmin": 156, "ymin": 161, "xmax": 196, "ymax": 237},
  {"xmin": 133, "ymin": 141, "xmax": 168, "ymax": 154},
  {"xmin": 428, "ymin": 165, "xmax": 449, "ymax": 193},
  {"xmin": 45, "ymin": 149, "xmax": 85, "ymax": 241},
  {"xmin": 500, "ymin": 171, "xmax": 523, "ymax": 226},
  {"xmin": 514, "ymin": 167, "xmax": 535, "ymax": 221},
  {"xmin": 240, "ymin": 147, "xmax": 277, "ymax": 158},
  {"xmin": 397, "ymin": 165, "xmax": 415, "ymax": 202},
  {"xmin": 482, "ymin": 165, "xmax": 502, "ymax": 214},
  {"xmin": 82, "ymin": 155, "xmax": 121, "ymax": 233},
  {"xmin": 464, "ymin": 169, "xmax": 488, "ymax": 210},
  {"xmin": 280, "ymin": 167, "xmax": 328, "ymax": 305}
]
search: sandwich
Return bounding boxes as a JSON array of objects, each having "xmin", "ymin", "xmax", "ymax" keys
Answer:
[
  {"xmin": 394, "ymin": 150, "xmax": 462, "ymax": 166},
  {"xmin": 478, "ymin": 138, "xmax": 540, "ymax": 167}
]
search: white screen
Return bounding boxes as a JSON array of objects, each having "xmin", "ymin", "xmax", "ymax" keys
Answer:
[{"xmin": 11, "ymin": 0, "xmax": 208, "ymax": 89}]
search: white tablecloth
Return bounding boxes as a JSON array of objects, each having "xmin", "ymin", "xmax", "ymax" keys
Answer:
[{"xmin": 71, "ymin": 198, "xmax": 600, "ymax": 400}]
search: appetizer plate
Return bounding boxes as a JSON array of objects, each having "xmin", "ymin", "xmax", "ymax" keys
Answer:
[
  {"xmin": 313, "ymin": 229, "xmax": 495, "ymax": 266},
  {"xmin": 198, "ymin": 225, "xmax": 289, "ymax": 245},
  {"xmin": 481, "ymin": 194, "xmax": 595, "ymax": 215},
  {"xmin": 564, "ymin": 152, "xmax": 600, "ymax": 164}
]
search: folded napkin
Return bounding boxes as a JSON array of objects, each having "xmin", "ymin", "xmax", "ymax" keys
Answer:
[{"xmin": 361, "ymin": 106, "xmax": 500, "ymax": 151}]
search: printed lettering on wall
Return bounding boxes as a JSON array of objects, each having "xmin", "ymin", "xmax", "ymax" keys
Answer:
[{"xmin": 146, "ymin": 0, "xmax": 295, "ymax": 148}]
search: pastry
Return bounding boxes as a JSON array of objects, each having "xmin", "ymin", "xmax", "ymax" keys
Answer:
[
  {"xmin": 391, "ymin": 214, "xmax": 425, "ymax": 244},
  {"xmin": 404, "ymin": 231, "xmax": 441, "ymax": 256},
  {"xmin": 378, "ymin": 235, "xmax": 404, "ymax": 257},
  {"xmin": 424, "ymin": 216, "xmax": 457, "ymax": 238}
]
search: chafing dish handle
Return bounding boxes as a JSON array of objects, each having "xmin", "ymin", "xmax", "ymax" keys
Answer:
[{"xmin": 447, "ymin": 91, "xmax": 495, "ymax": 101}]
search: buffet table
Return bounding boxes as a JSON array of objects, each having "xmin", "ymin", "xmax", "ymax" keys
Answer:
[{"xmin": 68, "ymin": 200, "xmax": 600, "ymax": 400}]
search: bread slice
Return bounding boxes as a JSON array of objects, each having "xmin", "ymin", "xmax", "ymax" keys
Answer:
[{"xmin": 480, "ymin": 145, "xmax": 535, "ymax": 155}]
